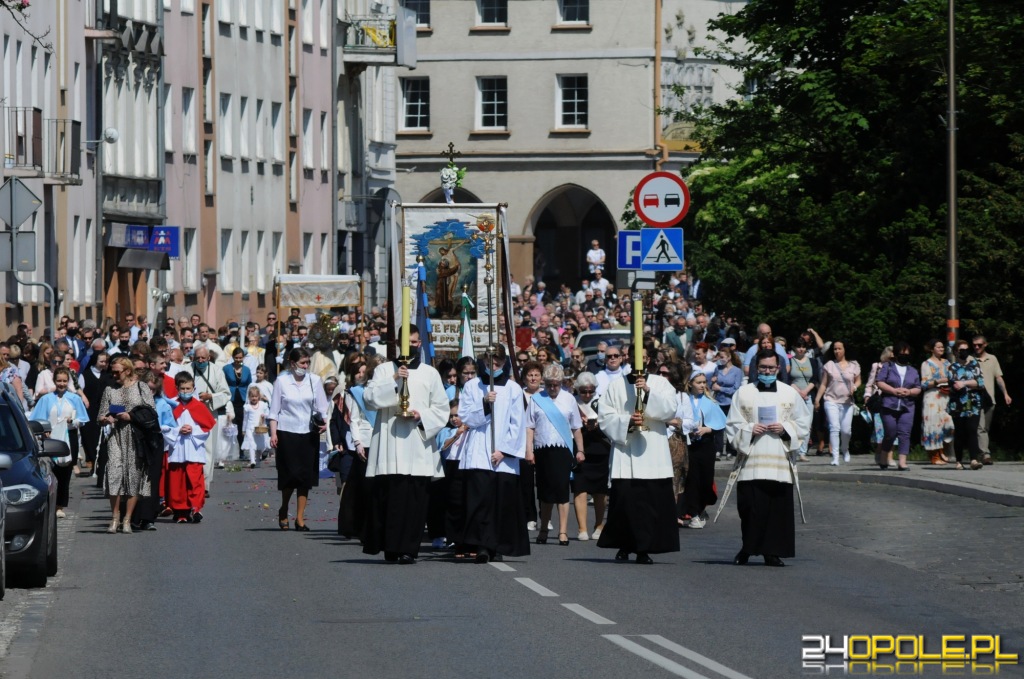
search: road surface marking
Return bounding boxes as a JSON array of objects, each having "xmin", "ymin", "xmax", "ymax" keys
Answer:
[
  {"xmin": 603, "ymin": 635, "xmax": 711, "ymax": 679},
  {"xmin": 514, "ymin": 577, "xmax": 558, "ymax": 597},
  {"xmin": 562, "ymin": 603, "xmax": 615, "ymax": 625},
  {"xmin": 489, "ymin": 562, "xmax": 515, "ymax": 572},
  {"xmin": 642, "ymin": 635, "xmax": 754, "ymax": 679}
]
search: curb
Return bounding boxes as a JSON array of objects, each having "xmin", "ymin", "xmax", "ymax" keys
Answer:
[{"xmin": 714, "ymin": 465, "xmax": 1024, "ymax": 508}]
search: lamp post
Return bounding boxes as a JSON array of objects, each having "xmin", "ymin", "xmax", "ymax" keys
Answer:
[
  {"xmin": 86, "ymin": 127, "xmax": 118, "ymax": 326},
  {"xmin": 946, "ymin": 0, "xmax": 958, "ymax": 346}
]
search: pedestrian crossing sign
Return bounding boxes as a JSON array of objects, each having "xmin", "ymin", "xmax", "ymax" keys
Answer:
[{"xmin": 639, "ymin": 228, "xmax": 684, "ymax": 271}]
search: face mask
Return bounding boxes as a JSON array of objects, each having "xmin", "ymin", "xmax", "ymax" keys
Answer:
[
  {"xmin": 179, "ymin": 392, "xmax": 194, "ymax": 402},
  {"xmin": 276, "ymin": 342, "xmax": 286, "ymax": 350},
  {"xmin": 896, "ymin": 354, "xmax": 911, "ymax": 365},
  {"xmin": 293, "ymin": 368, "xmax": 308, "ymax": 377},
  {"xmin": 369, "ymin": 335, "xmax": 380, "ymax": 343},
  {"xmin": 67, "ymin": 328, "xmax": 79, "ymax": 337},
  {"xmin": 757, "ymin": 374, "xmax": 777, "ymax": 387},
  {"xmin": 119, "ymin": 341, "xmax": 129, "ymax": 350},
  {"xmin": 716, "ymin": 358, "xmax": 728, "ymax": 367},
  {"xmin": 596, "ymin": 352, "xmax": 605, "ymax": 361},
  {"xmin": 486, "ymin": 368, "xmax": 503, "ymax": 378},
  {"xmin": 957, "ymin": 349, "xmax": 969, "ymax": 360},
  {"xmin": 193, "ymin": 361, "xmax": 209, "ymax": 372}
]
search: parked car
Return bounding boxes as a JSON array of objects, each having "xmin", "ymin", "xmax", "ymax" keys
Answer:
[
  {"xmin": 0, "ymin": 451, "xmax": 8, "ymax": 601},
  {"xmin": 0, "ymin": 391, "xmax": 65, "ymax": 587},
  {"xmin": 575, "ymin": 329, "xmax": 632, "ymax": 362}
]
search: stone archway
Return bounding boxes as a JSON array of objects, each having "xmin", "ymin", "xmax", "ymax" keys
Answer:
[
  {"xmin": 527, "ymin": 185, "xmax": 616, "ymax": 291},
  {"xmin": 418, "ymin": 187, "xmax": 484, "ymax": 204}
]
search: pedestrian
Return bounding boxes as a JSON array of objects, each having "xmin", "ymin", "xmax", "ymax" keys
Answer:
[
  {"xmin": 335, "ymin": 354, "xmax": 374, "ymax": 539},
  {"xmin": 972, "ymin": 335, "xmax": 1011, "ymax": 465},
  {"xmin": 165, "ymin": 372, "xmax": 215, "ymax": 523},
  {"xmin": 814, "ymin": 340, "xmax": 861, "ymax": 466},
  {"xmin": 29, "ymin": 366, "xmax": 88, "ymax": 518},
  {"xmin": 98, "ymin": 356, "xmax": 154, "ymax": 534},
  {"xmin": 224, "ymin": 347, "xmax": 253, "ymax": 456},
  {"xmin": 526, "ymin": 363, "xmax": 584, "ymax": 546},
  {"xmin": 725, "ymin": 348, "xmax": 811, "ymax": 567},
  {"xmin": 268, "ymin": 347, "xmax": 330, "ymax": 531},
  {"xmin": 456, "ymin": 345, "xmax": 530, "ymax": 563},
  {"xmin": 362, "ymin": 326, "xmax": 449, "ymax": 563},
  {"xmin": 595, "ymin": 354, "xmax": 680, "ymax": 564},
  {"xmin": 712, "ymin": 346, "xmax": 743, "ymax": 460},
  {"xmin": 681, "ymin": 371, "xmax": 726, "ymax": 529},
  {"xmin": 947, "ymin": 339, "xmax": 985, "ymax": 470},
  {"xmin": 863, "ymin": 347, "xmax": 894, "ymax": 469},
  {"xmin": 241, "ymin": 385, "xmax": 270, "ymax": 469},
  {"xmin": 920, "ymin": 339, "xmax": 955, "ymax": 465},
  {"xmin": 586, "ymin": 239, "xmax": 606, "ymax": 274},
  {"xmin": 874, "ymin": 342, "xmax": 922, "ymax": 472},
  {"xmin": 188, "ymin": 346, "xmax": 230, "ymax": 485},
  {"xmin": 571, "ymin": 371, "xmax": 609, "ymax": 540}
]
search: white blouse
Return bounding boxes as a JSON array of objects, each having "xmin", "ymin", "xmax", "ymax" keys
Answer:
[
  {"xmin": 526, "ymin": 389, "xmax": 582, "ymax": 449},
  {"xmin": 268, "ymin": 372, "xmax": 329, "ymax": 434}
]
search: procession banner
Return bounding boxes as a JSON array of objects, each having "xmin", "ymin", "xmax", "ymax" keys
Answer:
[
  {"xmin": 399, "ymin": 203, "xmax": 502, "ymax": 354},
  {"xmin": 275, "ymin": 274, "xmax": 362, "ymax": 308}
]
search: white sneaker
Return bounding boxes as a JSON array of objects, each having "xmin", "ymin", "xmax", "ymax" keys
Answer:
[
  {"xmin": 526, "ymin": 521, "xmax": 538, "ymax": 531},
  {"xmin": 56, "ymin": 508, "xmax": 66, "ymax": 519},
  {"xmin": 831, "ymin": 456, "xmax": 840, "ymax": 466},
  {"xmin": 547, "ymin": 521, "xmax": 554, "ymax": 531},
  {"xmin": 578, "ymin": 531, "xmax": 590, "ymax": 541},
  {"xmin": 843, "ymin": 452, "xmax": 851, "ymax": 463},
  {"xmin": 592, "ymin": 527, "xmax": 602, "ymax": 540},
  {"xmin": 688, "ymin": 515, "xmax": 706, "ymax": 529}
]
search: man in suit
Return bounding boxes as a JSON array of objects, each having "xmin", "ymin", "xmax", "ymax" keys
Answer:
[{"xmin": 64, "ymin": 319, "xmax": 88, "ymax": 365}]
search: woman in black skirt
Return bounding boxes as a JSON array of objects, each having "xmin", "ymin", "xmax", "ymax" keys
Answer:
[
  {"xmin": 571, "ymin": 371, "xmax": 609, "ymax": 540},
  {"xmin": 680, "ymin": 371, "xmax": 726, "ymax": 529},
  {"xmin": 335, "ymin": 353, "xmax": 374, "ymax": 538},
  {"xmin": 525, "ymin": 363, "xmax": 584, "ymax": 546},
  {"xmin": 268, "ymin": 348, "xmax": 329, "ymax": 531}
]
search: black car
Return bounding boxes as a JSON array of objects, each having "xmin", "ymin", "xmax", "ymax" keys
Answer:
[
  {"xmin": 0, "ymin": 390, "xmax": 66, "ymax": 587},
  {"xmin": 0, "ymin": 451, "xmax": 8, "ymax": 600}
]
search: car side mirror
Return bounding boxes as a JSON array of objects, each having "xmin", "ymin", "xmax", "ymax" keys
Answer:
[
  {"xmin": 0, "ymin": 452, "xmax": 13, "ymax": 471},
  {"xmin": 41, "ymin": 439, "xmax": 71, "ymax": 459},
  {"xmin": 28, "ymin": 420, "xmax": 52, "ymax": 436}
]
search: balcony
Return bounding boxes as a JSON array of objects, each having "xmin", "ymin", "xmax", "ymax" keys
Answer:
[
  {"xmin": 341, "ymin": 15, "xmax": 397, "ymax": 65},
  {"xmin": 3, "ymin": 107, "xmax": 83, "ymax": 184}
]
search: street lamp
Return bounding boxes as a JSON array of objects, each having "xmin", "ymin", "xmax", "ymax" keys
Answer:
[
  {"xmin": 84, "ymin": 127, "xmax": 118, "ymax": 327},
  {"xmin": 946, "ymin": 0, "xmax": 958, "ymax": 346}
]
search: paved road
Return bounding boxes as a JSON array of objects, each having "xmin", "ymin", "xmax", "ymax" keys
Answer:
[{"xmin": 2, "ymin": 465, "xmax": 1023, "ymax": 679}]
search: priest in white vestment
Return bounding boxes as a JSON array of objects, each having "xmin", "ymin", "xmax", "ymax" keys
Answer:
[
  {"xmin": 362, "ymin": 327, "xmax": 449, "ymax": 563},
  {"xmin": 726, "ymin": 348, "xmax": 811, "ymax": 567},
  {"xmin": 596, "ymin": 365, "xmax": 680, "ymax": 564}
]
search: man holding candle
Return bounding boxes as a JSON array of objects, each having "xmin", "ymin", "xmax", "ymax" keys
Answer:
[
  {"xmin": 595, "ymin": 342, "xmax": 680, "ymax": 564},
  {"xmin": 362, "ymin": 325, "xmax": 450, "ymax": 564}
]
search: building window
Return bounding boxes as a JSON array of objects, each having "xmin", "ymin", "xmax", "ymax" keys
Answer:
[
  {"xmin": 221, "ymin": 229, "xmax": 235, "ymax": 292},
  {"xmin": 302, "ymin": 108, "xmax": 313, "ymax": 169},
  {"xmin": 557, "ymin": 74, "xmax": 588, "ymax": 128},
  {"xmin": 239, "ymin": 0, "xmax": 249, "ymax": 26},
  {"xmin": 255, "ymin": 98, "xmax": 265, "ymax": 159},
  {"xmin": 182, "ymin": 87, "xmax": 196, "ymax": 153},
  {"xmin": 218, "ymin": 0, "xmax": 232, "ymax": 24},
  {"xmin": 181, "ymin": 0, "xmax": 196, "ymax": 14},
  {"xmin": 319, "ymin": 0, "xmax": 329, "ymax": 48},
  {"xmin": 239, "ymin": 96, "xmax": 250, "ymax": 158},
  {"xmin": 204, "ymin": 140, "xmax": 215, "ymax": 193},
  {"xmin": 202, "ymin": 63, "xmax": 213, "ymax": 121},
  {"xmin": 256, "ymin": 230, "xmax": 267, "ymax": 291},
  {"xmin": 400, "ymin": 77, "xmax": 430, "ymax": 130},
  {"xmin": 271, "ymin": 101, "xmax": 283, "ymax": 161},
  {"xmin": 301, "ymin": 0, "xmax": 313, "ymax": 45},
  {"xmin": 270, "ymin": 0, "xmax": 283, "ymax": 35},
  {"xmin": 240, "ymin": 231, "xmax": 251, "ymax": 293},
  {"xmin": 163, "ymin": 83, "xmax": 174, "ymax": 152},
  {"xmin": 289, "ymin": 151, "xmax": 298, "ymax": 202},
  {"xmin": 254, "ymin": 0, "xmax": 265, "ymax": 30},
  {"xmin": 320, "ymin": 111, "xmax": 329, "ymax": 170},
  {"xmin": 219, "ymin": 93, "xmax": 233, "ymax": 156},
  {"xmin": 183, "ymin": 227, "xmax": 199, "ymax": 291},
  {"xmin": 320, "ymin": 233, "xmax": 329, "ymax": 274},
  {"xmin": 477, "ymin": 76, "xmax": 507, "ymax": 130},
  {"xmin": 406, "ymin": 0, "xmax": 430, "ymax": 26},
  {"xmin": 477, "ymin": 0, "xmax": 507, "ymax": 25},
  {"xmin": 302, "ymin": 232, "xmax": 313, "ymax": 271},
  {"xmin": 559, "ymin": 0, "xmax": 588, "ymax": 23}
]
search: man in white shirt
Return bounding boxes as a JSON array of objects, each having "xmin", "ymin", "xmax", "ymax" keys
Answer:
[
  {"xmin": 187, "ymin": 345, "xmax": 232, "ymax": 491},
  {"xmin": 586, "ymin": 240, "xmax": 606, "ymax": 274},
  {"xmin": 595, "ymin": 345, "xmax": 632, "ymax": 398},
  {"xmin": 590, "ymin": 268, "xmax": 611, "ymax": 295}
]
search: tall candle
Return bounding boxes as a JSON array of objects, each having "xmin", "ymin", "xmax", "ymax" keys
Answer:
[
  {"xmin": 401, "ymin": 284, "xmax": 411, "ymax": 357},
  {"xmin": 633, "ymin": 295, "xmax": 643, "ymax": 372}
]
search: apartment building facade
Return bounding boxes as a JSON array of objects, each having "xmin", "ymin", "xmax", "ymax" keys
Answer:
[{"xmin": 393, "ymin": 0, "xmax": 745, "ymax": 289}]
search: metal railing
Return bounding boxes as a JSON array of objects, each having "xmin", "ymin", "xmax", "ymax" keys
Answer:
[{"xmin": 4, "ymin": 107, "xmax": 43, "ymax": 171}]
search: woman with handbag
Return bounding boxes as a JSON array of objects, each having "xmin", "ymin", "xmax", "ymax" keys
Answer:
[
  {"xmin": 863, "ymin": 347, "xmax": 893, "ymax": 469},
  {"xmin": 97, "ymin": 356, "xmax": 154, "ymax": 533},
  {"xmin": 30, "ymin": 366, "xmax": 89, "ymax": 518},
  {"xmin": 268, "ymin": 347, "xmax": 329, "ymax": 531},
  {"xmin": 334, "ymin": 354, "xmax": 374, "ymax": 539},
  {"xmin": 920, "ymin": 339, "xmax": 955, "ymax": 465},
  {"xmin": 874, "ymin": 342, "xmax": 923, "ymax": 471},
  {"xmin": 815, "ymin": 341, "xmax": 861, "ymax": 466},
  {"xmin": 947, "ymin": 339, "xmax": 986, "ymax": 470},
  {"xmin": 525, "ymin": 363, "xmax": 584, "ymax": 546}
]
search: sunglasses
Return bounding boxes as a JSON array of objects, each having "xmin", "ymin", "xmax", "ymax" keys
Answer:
[
  {"xmin": 606, "ymin": 354, "xmax": 621, "ymax": 358},
  {"xmin": 972, "ymin": 343, "xmax": 984, "ymax": 348},
  {"xmin": 577, "ymin": 388, "xmax": 595, "ymax": 394}
]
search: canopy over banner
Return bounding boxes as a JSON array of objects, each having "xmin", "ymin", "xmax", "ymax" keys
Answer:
[{"xmin": 275, "ymin": 274, "xmax": 362, "ymax": 308}]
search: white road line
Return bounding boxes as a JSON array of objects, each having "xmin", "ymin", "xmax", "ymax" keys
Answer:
[
  {"xmin": 603, "ymin": 635, "xmax": 711, "ymax": 679},
  {"xmin": 514, "ymin": 577, "xmax": 559, "ymax": 597},
  {"xmin": 562, "ymin": 603, "xmax": 615, "ymax": 625},
  {"xmin": 489, "ymin": 561, "xmax": 516, "ymax": 572},
  {"xmin": 642, "ymin": 635, "xmax": 755, "ymax": 679}
]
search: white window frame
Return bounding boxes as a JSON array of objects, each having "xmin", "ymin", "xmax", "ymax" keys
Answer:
[
  {"xmin": 183, "ymin": 227, "xmax": 199, "ymax": 291},
  {"xmin": 400, "ymin": 77, "xmax": 430, "ymax": 131},
  {"xmin": 556, "ymin": 74, "xmax": 588, "ymax": 129},
  {"xmin": 270, "ymin": 0, "xmax": 283, "ymax": 35},
  {"xmin": 301, "ymin": 108, "xmax": 313, "ymax": 169},
  {"xmin": 476, "ymin": 76, "xmax": 508, "ymax": 130},
  {"xmin": 319, "ymin": 0, "xmax": 329, "ymax": 48},
  {"xmin": 476, "ymin": 0, "xmax": 507, "ymax": 26},
  {"xmin": 84, "ymin": 219, "xmax": 95, "ymax": 301},
  {"xmin": 220, "ymin": 229, "xmax": 235, "ymax": 292},
  {"xmin": 239, "ymin": 95, "xmax": 250, "ymax": 158},
  {"xmin": 289, "ymin": 151, "xmax": 298, "ymax": 202},
  {"xmin": 219, "ymin": 93, "xmax": 234, "ymax": 157},
  {"xmin": 204, "ymin": 140, "xmax": 215, "ymax": 193},
  {"xmin": 163, "ymin": 82, "xmax": 174, "ymax": 152},
  {"xmin": 319, "ymin": 233, "xmax": 329, "ymax": 274},
  {"xmin": 182, "ymin": 86, "xmax": 197, "ymax": 153},
  {"xmin": 558, "ymin": 0, "xmax": 589, "ymax": 24},
  {"xmin": 254, "ymin": 0, "xmax": 265, "ymax": 31},
  {"xmin": 256, "ymin": 230, "xmax": 267, "ymax": 291},
  {"xmin": 255, "ymin": 98, "xmax": 265, "ymax": 159},
  {"xmin": 406, "ymin": 0, "xmax": 430, "ymax": 27},
  {"xmin": 240, "ymin": 230, "xmax": 252, "ymax": 293},
  {"xmin": 239, "ymin": 0, "xmax": 249, "ymax": 27},
  {"xmin": 301, "ymin": 0, "xmax": 313, "ymax": 45},
  {"xmin": 302, "ymin": 232, "xmax": 313, "ymax": 272},
  {"xmin": 272, "ymin": 231, "xmax": 284, "ymax": 277},
  {"xmin": 270, "ymin": 101, "xmax": 283, "ymax": 161},
  {"xmin": 319, "ymin": 111, "xmax": 329, "ymax": 171}
]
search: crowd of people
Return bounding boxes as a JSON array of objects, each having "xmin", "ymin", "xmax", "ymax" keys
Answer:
[{"xmin": 0, "ymin": 250, "xmax": 1011, "ymax": 566}]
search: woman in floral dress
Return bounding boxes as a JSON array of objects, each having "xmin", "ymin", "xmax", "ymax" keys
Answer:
[{"xmin": 920, "ymin": 339, "xmax": 955, "ymax": 465}]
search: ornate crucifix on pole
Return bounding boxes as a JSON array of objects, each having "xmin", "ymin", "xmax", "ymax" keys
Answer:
[{"xmin": 439, "ymin": 142, "xmax": 466, "ymax": 205}]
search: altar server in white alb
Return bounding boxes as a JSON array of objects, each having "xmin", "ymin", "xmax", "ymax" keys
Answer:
[
  {"xmin": 596, "ymin": 354, "xmax": 680, "ymax": 564},
  {"xmin": 456, "ymin": 345, "xmax": 530, "ymax": 563},
  {"xmin": 726, "ymin": 348, "xmax": 811, "ymax": 567},
  {"xmin": 362, "ymin": 326, "xmax": 450, "ymax": 564}
]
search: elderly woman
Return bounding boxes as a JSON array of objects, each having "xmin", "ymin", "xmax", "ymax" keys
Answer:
[
  {"xmin": 571, "ymin": 371, "xmax": 609, "ymax": 540},
  {"xmin": 526, "ymin": 363, "xmax": 584, "ymax": 546},
  {"xmin": 334, "ymin": 354, "xmax": 374, "ymax": 539},
  {"xmin": 920, "ymin": 339, "xmax": 955, "ymax": 465},
  {"xmin": 874, "ymin": 341, "xmax": 922, "ymax": 471},
  {"xmin": 98, "ymin": 356, "xmax": 155, "ymax": 533},
  {"xmin": 947, "ymin": 338, "xmax": 985, "ymax": 470},
  {"xmin": 519, "ymin": 360, "xmax": 543, "ymax": 532},
  {"xmin": 681, "ymin": 371, "xmax": 727, "ymax": 528}
]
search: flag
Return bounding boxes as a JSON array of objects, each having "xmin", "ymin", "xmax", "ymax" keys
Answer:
[
  {"xmin": 459, "ymin": 291, "xmax": 475, "ymax": 359},
  {"xmin": 416, "ymin": 261, "xmax": 435, "ymax": 366}
]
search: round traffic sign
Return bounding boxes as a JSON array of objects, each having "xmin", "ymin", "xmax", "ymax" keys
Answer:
[{"xmin": 632, "ymin": 172, "xmax": 690, "ymax": 227}]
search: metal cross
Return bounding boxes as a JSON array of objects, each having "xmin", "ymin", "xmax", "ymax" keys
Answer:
[{"xmin": 440, "ymin": 142, "xmax": 461, "ymax": 163}]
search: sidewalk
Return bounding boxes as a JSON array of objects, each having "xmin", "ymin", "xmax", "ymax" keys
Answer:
[{"xmin": 716, "ymin": 454, "xmax": 1024, "ymax": 508}]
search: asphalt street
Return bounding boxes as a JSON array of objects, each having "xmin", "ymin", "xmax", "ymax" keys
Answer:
[{"xmin": 2, "ymin": 465, "xmax": 1022, "ymax": 679}]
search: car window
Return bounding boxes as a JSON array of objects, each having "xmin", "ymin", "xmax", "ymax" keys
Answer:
[{"xmin": 0, "ymin": 402, "xmax": 28, "ymax": 459}]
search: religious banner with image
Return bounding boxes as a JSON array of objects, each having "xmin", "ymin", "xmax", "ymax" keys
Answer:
[{"xmin": 400, "ymin": 204, "xmax": 505, "ymax": 354}]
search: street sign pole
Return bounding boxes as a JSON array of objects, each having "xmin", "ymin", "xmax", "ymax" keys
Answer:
[{"xmin": 0, "ymin": 176, "xmax": 55, "ymax": 337}]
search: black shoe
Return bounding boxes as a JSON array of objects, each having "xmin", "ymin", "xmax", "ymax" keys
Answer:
[
  {"xmin": 474, "ymin": 552, "xmax": 491, "ymax": 564},
  {"xmin": 614, "ymin": 549, "xmax": 630, "ymax": 561},
  {"xmin": 191, "ymin": 510, "xmax": 204, "ymax": 524},
  {"xmin": 733, "ymin": 550, "xmax": 749, "ymax": 565},
  {"xmin": 491, "ymin": 553, "xmax": 503, "ymax": 562},
  {"xmin": 536, "ymin": 533, "xmax": 548, "ymax": 545},
  {"xmin": 558, "ymin": 532, "xmax": 569, "ymax": 546},
  {"xmin": 764, "ymin": 555, "xmax": 786, "ymax": 567},
  {"xmin": 204, "ymin": 490, "xmax": 210, "ymax": 499},
  {"xmin": 384, "ymin": 552, "xmax": 399, "ymax": 563},
  {"xmin": 635, "ymin": 553, "xmax": 654, "ymax": 565},
  {"xmin": 130, "ymin": 522, "xmax": 143, "ymax": 531},
  {"xmin": 141, "ymin": 521, "xmax": 157, "ymax": 531},
  {"xmin": 398, "ymin": 554, "xmax": 417, "ymax": 565},
  {"xmin": 294, "ymin": 520, "xmax": 310, "ymax": 532},
  {"xmin": 250, "ymin": 463, "xmax": 256, "ymax": 469}
]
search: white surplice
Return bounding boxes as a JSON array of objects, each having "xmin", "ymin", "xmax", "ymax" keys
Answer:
[
  {"xmin": 458, "ymin": 377, "xmax": 526, "ymax": 475},
  {"xmin": 726, "ymin": 382, "xmax": 811, "ymax": 484},
  {"xmin": 597, "ymin": 374, "xmax": 678, "ymax": 479}
]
